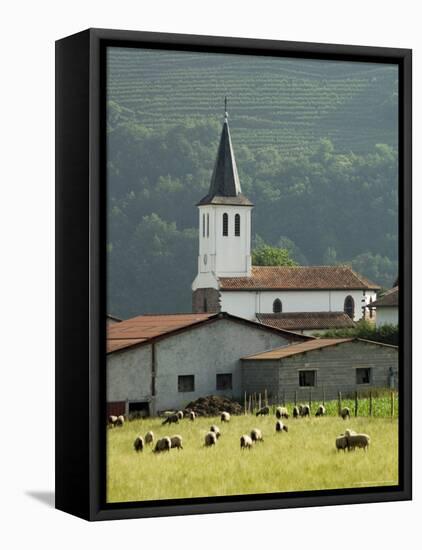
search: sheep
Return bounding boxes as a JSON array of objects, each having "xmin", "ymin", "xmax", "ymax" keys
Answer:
[
  {"xmin": 300, "ymin": 404, "xmax": 310, "ymax": 418},
  {"xmin": 276, "ymin": 406, "xmax": 289, "ymax": 419},
  {"xmin": 275, "ymin": 420, "xmax": 289, "ymax": 433},
  {"xmin": 176, "ymin": 410, "xmax": 184, "ymax": 420},
  {"xmin": 335, "ymin": 435, "xmax": 348, "ymax": 452},
  {"xmin": 292, "ymin": 406, "xmax": 300, "ymax": 419},
  {"xmin": 250, "ymin": 428, "xmax": 264, "ymax": 442},
  {"xmin": 345, "ymin": 429, "xmax": 370, "ymax": 451},
  {"xmin": 170, "ymin": 434, "xmax": 183, "ymax": 450},
  {"xmin": 162, "ymin": 413, "xmax": 179, "ymax": 425},
  {"xmin": 221, "ymin": 411, "xmax": 230, "ymax": 422},
  {"xmin": 108, "ymin": 415, "xmax": 118, "ymax": 427},
  {"xmin": 298, "ymin": 404, "xmax": 304, "ymax": 415},
  {"xmin": 210, "ymin": 425, "xmax": 221, "ymax": 439},
  {"xmin": 340, "ymin": 407, "xmax": 351, "ymax": 420},
  {"xmin": 154, "ymin": 437, "xmax": 171, "ymax": 453},
  {"xmin": 256, "ymin": 405, "xmax": 270, "ymax": 417},
  {"xmin": 315, "ymin": 404, "xmax": 326, "ymax": 417},
  {"xmin": 189, "ymin": 410, "xmax": 196, "ymax": 421},
  {"xmin": 115, "ymin": 415, "xmax": 125, "ymax": 427},
  {"xmin": 133, "ymin": 435, "xmax": 144, "ymax": 452},
  {"xmin": 145, "ymin": 431, "xmax": 154, "ymax": 445},
  {"xmin": 204, "ymin": 431, "xmax": 217, "ymax": 447},
  {"xmin": 240, "ymin": 434, "xmax": 253, "ymax": 450}
]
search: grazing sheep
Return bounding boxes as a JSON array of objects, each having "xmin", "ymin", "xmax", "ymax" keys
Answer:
[
  {"xmin": 205, "ymin": 431, "xmax": 217, "ymax": 447},
  {"xmin": 115, "ymin": 415, "xmax": 125, "ymax": 427},
  {"xmin": 170, "ymin": 434, "xmax": 183, "ymax": 450},
  {"xmin": 335, "ymin": 435, "xmax": 348, "ymax": 452},
  {"xmin": 221, "ymin": 411, "xmax": 230, "ymax": 422},
  {"xmin": 108, "ymin": 415, "xmax": 118, "ymax": 427},
  {"xmin": 189, "ymin": 410, "xmax": 196, "ymax": 421},
  {"xmin": 250, "ymin": 428, "xmax": 264, "ymax": 442},
  {"xmin": 340, "ymin": 407, "xmax": 351, "ymax": 420},
  {"xmin": 210, "ymin": 425, "xmax": 221, "ymax": 439},
  {"xmin": 293, "ymin": 406, "xmax": 300, "ymax": 419},
  {"xmin": 300, "ymin": 405, "xmax": 310, "ymax": 418},
  {"xmin": 162, "ymin": 413, "xmax": 179, "ymax": 425},
  {"xmin": 240, "ymin": 434, "xmax": 253, "ymax": 449},
  {"xmin": 256, "ymin": 405, "xmax": 270, "ymax": 417},
  {"xmin": 315, "ymin": 404, "xmax": 326, "ymax": 417},
  {"xmin": 176, "ymin": 410, "xmax": 184, "ymax": 420},
  {"xmin": 154, "ymin": 437, "xmax": 171, "ymax": 453},
  {"xmin": 276, "ymin": 406, "xmax": 289, "ymax": 419},
  {"xmin": 298, "ymin": 404, "xmax": 304, "ymax": 415},
  {"xmin": 275, "ymin": 420, "xmax": 289, "ymax": 433},
  {"xmin": 133, "ymin": 435, "xmax": 144, "ymax": 452},
  {"xmin": 345, "ymin": 429, "xmax": 370, "ymax": 451},
  {"xmin": 145, "ymin": 431, "xmax": 154, "ymax": 445}
]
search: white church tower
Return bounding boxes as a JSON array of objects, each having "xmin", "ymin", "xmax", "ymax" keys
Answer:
[{"xmin": 192, "ymin": 103, "xmax": 253, "ymax": 313}]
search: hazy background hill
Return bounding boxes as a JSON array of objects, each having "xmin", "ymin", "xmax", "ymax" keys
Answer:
[{"xmin": 106, "ymin": 48, "xmax": 398, "ymax": 318}]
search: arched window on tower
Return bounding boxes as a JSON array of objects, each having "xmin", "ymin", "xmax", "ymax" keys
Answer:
[
  {"xmin": 273, "ymin": 299, "xmax": 282, "ymax": 313},
  {"xmin": 234, "ymin": 213, "xmax": 240, "ymax": 236},
  {"xmin": 202, "ymin": 213, "xmax": 205, "ymax": 237},
  {"xmin": 222, "ymin": 213, "xmax": 228, "ymax": 236},
  {"xmin": 206, "ymin": 213, "xmax": 210, "ymax": 237},
  {"xmin": 344, "ymin": 295, "xmax": 355, "ymax": 319}
]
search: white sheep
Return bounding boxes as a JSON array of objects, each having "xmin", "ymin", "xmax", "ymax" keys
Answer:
[
  {"xmin": 176, "ymin": 410, "xmax": 184, "ymax": 420},
  {"xmin": 300, "ymin": 405, "xmax": 310, "ymax": 418},
  {"xmin": 133, "ymin": 435, "xmax": 144, "ymax": 452},
  {"xmin": 256, "ymin": 405, "xmax": 270, "ymax": 416},
  {"xmin": 205, "ymin": 431, "xmax": 217, "ymax": 447},
  {"xmin": 315, "ymin": 404, "xmax": 326, "ymax": 417},
  {"xmin": 250, "ymin": 428, "xmax": 264, "ymax": 442},
  {"xmin": 345, "ymin": 430, "xmax": 370, "ymax": 451},
  {"xmin": 115, "ymin": 415, "xmax": 125, "ymax": 427},
  {"xmin": 221, "ymin": 411, "xmax": 230, "ymax": 422},
  {"xmin": 189, "ymin": 411, "xmax": 196, "ymax": 421},
  {"xmin": 276, "ymin": 406, "xmax": 289, "ymax": 419},
  {"xmin": 240, "ymin": 434, "xmax": 253, "ymax": 449},
  {"xmin": 154, "ymin": 437, "xmax": 171, "ymax": 453},
  {"xmin": 210, "ymin": 425, "xmax": 221, "ymax": 439},
  {"xmin": 340, "ymin": 407, "xmax": 351, "ymax": 420},
  {"xmin": 162, "ymin": 413, "xmax": 179, "ymax": 425},
  {"xmin": 108, "ymin": 415, "xmax": 118, "ymax": 427},
  {"xmin": 293, "ymin": 406, "xmax": 300, "ymax": 419},
  {"xmin": 275, "ymin": 420, "xmax": 289, "ymax": 433},
  {"xmin": 170, "ymin": 434, "xmax": 183, "ymax": 450},
  {"xmin": 145, "ymin": 431, "xmax": 154, "ymax": 445}
]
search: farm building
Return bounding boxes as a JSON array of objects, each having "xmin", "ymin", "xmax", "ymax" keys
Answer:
[
  {"xmin": 241, "ymin": 338, "xmax": 398, "ymax": 402},
  {"xmin": 256, "ymin": 311, "xmax": 355, "ymax": 335},
  {"xmin": 106, "ymin": 311, "xmax": 309, "ymax": 417},
  {"xmin": 191, "ymin": 109, "xmax": 380, "ymax": 327},
  {"xmin": 369, "ymin": 285, "xmax": 399, "ymax": 327}
]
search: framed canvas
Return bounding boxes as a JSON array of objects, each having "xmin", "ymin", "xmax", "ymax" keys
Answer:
[{"xmin": 55, "ymin": 28, "xmax": 412, "ymax": 521}]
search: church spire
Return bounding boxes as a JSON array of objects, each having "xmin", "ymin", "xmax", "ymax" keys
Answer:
[{"xmin": 198, "ymin": 101, "xmax": 253, "ymax": 206}]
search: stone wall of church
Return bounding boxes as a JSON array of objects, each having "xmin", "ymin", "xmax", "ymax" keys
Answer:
[{"xmin": 192, "ymin": 288, "xmax": 221, "ymax": 313}]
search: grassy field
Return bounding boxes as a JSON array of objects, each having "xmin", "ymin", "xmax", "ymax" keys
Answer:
[{"xmin": 107, "ymin": 411, "xmax": 398, "ymax": 503}]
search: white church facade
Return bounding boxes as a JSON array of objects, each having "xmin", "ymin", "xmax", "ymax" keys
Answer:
[{"xmin": 192, "ymin": 110, "xmax": 380, "ymax": 330}]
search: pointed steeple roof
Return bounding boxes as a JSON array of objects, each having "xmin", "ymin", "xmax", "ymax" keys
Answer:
[{"xmin": 198, "ymin": 106, "xmax": 253, "ymax": 207}]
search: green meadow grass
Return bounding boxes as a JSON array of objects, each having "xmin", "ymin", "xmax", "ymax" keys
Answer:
[{"xmin": 107, "ymin": 412, "xmax": 398, "ymax": 503}]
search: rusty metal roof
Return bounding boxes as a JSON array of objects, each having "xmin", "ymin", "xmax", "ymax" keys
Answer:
[
  {"xmin": 257, "ymin": 311, "xmax": 355, "ymax": 331},
  {"xmin": 220, "ymin": 266, "xmax": 380, "ymax": 291},
  {"xmin": 242, "ymin": 338, "xmax": 354, "ymax": 360}
]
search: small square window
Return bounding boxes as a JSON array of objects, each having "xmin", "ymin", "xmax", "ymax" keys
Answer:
[
  {"xmin": 299, "ymin": 370, "xmax": 316, "ymax": 387},
  {"xmin": 356, "ymin": 368, "xmax": 371, "ymax": 384},
  {"xmin": 178, "ymin": 375, "xmax": 195, "ymax": 392},
  {"xmin": 216, "ymin": 373, "xmax": 232, "ymax": 391}
]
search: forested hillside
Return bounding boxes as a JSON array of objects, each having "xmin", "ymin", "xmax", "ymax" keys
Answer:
[{"xmin": 106, "ymin": 48, "xmax": 398, "ymax": 318}]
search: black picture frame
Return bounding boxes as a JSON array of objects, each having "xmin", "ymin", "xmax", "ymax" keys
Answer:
[{"xmin": 55, "ymin": 28, "xmax": 412, "ymax": 521}]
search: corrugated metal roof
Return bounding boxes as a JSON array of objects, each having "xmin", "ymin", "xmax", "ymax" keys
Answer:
[
  {"xmin": 220, "ymin": 266, "xmax": 380, "ymax": 291},
  {"xmin": 257, "ymin": 311, "xmax": 355, "ymax": 331},
  {"xmin": 242, "ymin": 338, "xmax": 353, "ymax": 360}
]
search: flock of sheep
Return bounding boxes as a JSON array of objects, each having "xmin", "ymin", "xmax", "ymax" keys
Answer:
[{"xmin": 108, "ymin": 403, "xmax": 370, "ymax": 454}]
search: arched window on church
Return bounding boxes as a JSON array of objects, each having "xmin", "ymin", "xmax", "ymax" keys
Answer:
[
  {"xmin": 202, "ymin": 213, "xmax": 205, "ymax": 237},
  {"xmin": 222, "ymin": 213, "xmax": 228, "ymax": 236},
  {"xmin": 234, "ymin": 213, "xmax": 240, "ymax": 236},
  {"xmin": 344, "ymin": 295, "xmax": 355, "ymax": 319},
  {"xmin": 206, "ymin": 213, "xmax": 209, "ymax": 237},
  {"xmin": 273, "ymin": 299, "xmax": 282, "ymax": 313}
]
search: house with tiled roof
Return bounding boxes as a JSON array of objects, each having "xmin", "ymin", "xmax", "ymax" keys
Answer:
[
  {"xmin": 192, "ymin": 109, "xmax": 380, "ymax": 330},
  {"xmin": 368, "ymin": 285, "xmax": 399, "ymax": 327}
]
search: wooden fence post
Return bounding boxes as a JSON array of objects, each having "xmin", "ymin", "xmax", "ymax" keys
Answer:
[
  {"xmin": 338, "ymin": 391, "xmax": 342, "ymax": 416},
  {"xmin": 294, "ymin": 390, "xmax": 297, "ymax": 406},
  {"xmin": 354, "ymin": 391, "xmax": 358, "ymax": 417},
  {"xmin": 323, "ymin": 387, "xmax": 326, "ymax": 407},
  {"xmin": 309, "ymin": 389, "xmax": 312, "ymax": 413},
  {"xmin": 283, "ymin": 389, "xmax": 286, "ymax": 407},
  {"xmin": 391, "ymin": 391, "xmax": 395, "ymax": 418},
  {"xmin": 244, "ymin": 392, "xmax": 247, "ymax": 415},
  {"xmin": 248, "ymin": 394, "xmax": 252, "ymax": 414},
  {"xmin": 258, "ymin": 393, "xmax": 261, "ymax": 411},
  {"xmin": 369, "ymin": 391, "xmax": 373, "ymax": 417},
  {"xmin": 264, "ymin": 389, "xmax": 268, "ymax": 407}
]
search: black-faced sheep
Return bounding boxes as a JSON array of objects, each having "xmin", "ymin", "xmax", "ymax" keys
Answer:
[
  {"xmin": 176, "ymin": 410, "xmax": 184, "ymax": 420},
  {"xmin": 205, "ymin": 431, "xmax": 217, "ymax": 447},
  {"xmin": 276, "ymin": 406, "xmax": 289, "ymax": 419},
  {"xmin": 256, "ymin": 405, "xmax": 270, "ymax": 417},
  {"xmin": 162, "ymin": 413, "xmax": 179, "ymax": 425},
  {"xmin": 133, "ymin": 435, "xmax": 144, "ymax": 452},
  {"xmin": 340, "ymin": 407, "xmax": 351, "ymax": 420},
  {"xmin": 170, "ymin": 435, "xmax": 183, "ymax": 450},
  {"xmin": 221, "ymin": 411, "xmax": 230, "ymax": 422},
  {"xmin": 115, "ymin": 415, "xmax": 125, "ymax": 427},
  {"xmin": 210, "ymin": 425, "xmax": 221, "ymax": 439},
  {"xmin": 315, "ymin": 404, "xmax": 326, "ymax": 417},
  {"xmin": 250, "ymin": 428, "xmax": 264, "ymax": 442},
  {"xmin": 145, "ymin": 431, "xmax": 154, "ymax": 445},
  {"xmin": 240, "ymin": 434, "xmax": 253, "ymax": 449},
  {"xmin": 275, "ymin": 420, "xmax": 289, "ymax": 433},
  {"xmin": 300, "ymin": 405, "xmax": 310, "ymax": 418},
  {"xmin": 154, "ymin": 437, "xmax": 171, "ymax": 453},
  {"xmin": 189, "ymin": 411, "xmax": 196, "ymax": 421},
  {"xmin": 345, "ymin": 429, "xmax": 370, "ymax": 451},
  {"xmin": 293, "ymin": 406, "xmax": 300, "ymax": 419},
  {"xmin": 335, "ymin": 435, "xmax": 348, "ymax": 451}
]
